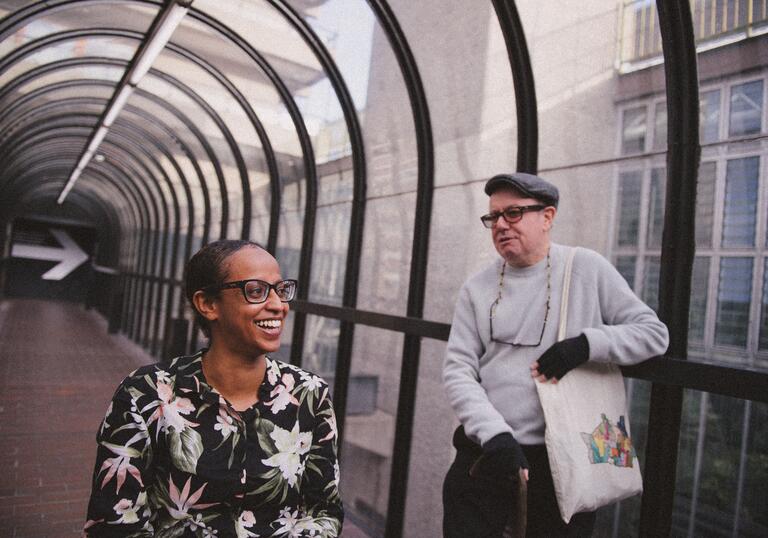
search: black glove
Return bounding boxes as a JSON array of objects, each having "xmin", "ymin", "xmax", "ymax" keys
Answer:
[
  {"xmin": 536, "ymin": 333, "xmax": 590, "ymax": 380},
  {"xmin": 470, "ymin": 433, "xmax": 528, "ymax": 480}
]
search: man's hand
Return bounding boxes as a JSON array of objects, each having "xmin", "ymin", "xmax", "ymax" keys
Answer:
[
  {"xmin": 531, "ymin": 333, "xmax": 590, "ymax": 382},
  {"xmin": 471, "ymin": 433, "xmax": 529, "ymax": 482}
]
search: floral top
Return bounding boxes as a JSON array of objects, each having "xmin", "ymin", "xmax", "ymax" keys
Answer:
[{"xmin": 84, "ymin": 351, "xmax": 343, "ymax": 537}]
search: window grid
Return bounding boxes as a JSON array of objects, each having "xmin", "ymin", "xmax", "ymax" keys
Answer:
[{"xmin": 614, "ymin": 71, "xmax": 768, "ymax": 369}]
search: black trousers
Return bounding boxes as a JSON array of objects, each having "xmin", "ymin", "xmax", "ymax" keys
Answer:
[{"xmin": 443, "ymin": 427, "xmax": 596, "ymax": 538}]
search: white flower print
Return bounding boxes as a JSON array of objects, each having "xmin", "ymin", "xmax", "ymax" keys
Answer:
[
  {"xmin": 274, "ymin": 507, "xmax": 321, "ymax": 537},
  {"xmin": 261, "ymin": 421, "xmax": 312, "ymax": 487},
  {"xmin": 236, "ymin": 510, "xmax": 259, "ymax": 538},
  {"xmin": 156, "ymin": 380, "xmax": 197, "ymax": 433},
  {"xmin": 264, "ymin": 373, "xmax": 299, "ymax": 414},
  {"xmin": 155, "ymin": 369, "xmax": 171, "ymax": 385},
  {"xmin": 214, "ymin": 409, "xmax": 238, "ymax": 439},
  {"xmin": 112, "ymin": 491, "xmax": 146, "ymax": 524},
  {"xmin": 266, "ymin": 359, "xmax": 280, "ymax": 385},
  {"xmin": 301, "ymin": 375, "xmax": 323, "ymax": 392}
]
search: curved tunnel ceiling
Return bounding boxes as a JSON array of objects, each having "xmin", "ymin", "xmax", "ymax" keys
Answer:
[
  {"xmin": 0, "ymin": 3, "xmax": 543, "ymax": 535},
  {"xmin": 0, "ymin": 1, "xmax": 724, "ymax": 536}
]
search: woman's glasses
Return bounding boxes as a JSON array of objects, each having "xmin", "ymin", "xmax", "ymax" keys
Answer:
[{"xmin": 203, "ymin": 279, "xmax": 297, "ymax": 304}]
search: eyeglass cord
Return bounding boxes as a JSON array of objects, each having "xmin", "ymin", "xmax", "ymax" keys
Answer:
[{"xmin": 490, "ymin": 248, "xmax": 551, "ymax": 346}]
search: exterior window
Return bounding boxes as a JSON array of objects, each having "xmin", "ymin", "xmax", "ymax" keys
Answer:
[
  {"xmin": 715, "ymin": 257, "xmax": 753, "ymax": 347},
  {"xmin": 729, "ymin": 80, "xmax": 764, "ymax": 137},
  {"xmin": 653, "ymin": 101, "xmax": 667, "ymax": 150},
  {"xmin": 616, "ymin": 77, "xmax": 767, "ymax": 366},
  {"xmin": 696, "ymin": 161, "xmax": 716, "ymax": 248},
  {"xmin": 700, "ymin": 90, "xmax": 721, "ymax": 144},
  {"xmin": 621, "ymin": 106, "xmax": 647, "ymax": 155},
  {"xmin": 722, "ymin": 157, "xmax": 759, "ymax": 248},
  {"xmin": 689, "ymin": 257, "xmax": 710, "ymax": 343},
  {"xmin": 647, "ymin": 168, "xmax": 666, "ymax": 249},
  {"xmin": 618, "ymin": 171, "xmax": 642, "ymax": 246},
  {"xmin": 642, "ymin": 256, "xmax": 661, "ymax": 313},
  {"xmin": 616, "ymin": 255, "xmax": 637, "ymax": 288},
  {"xmin": 760, "ymin": 257, "xmax": 768, "ymax": 350}
]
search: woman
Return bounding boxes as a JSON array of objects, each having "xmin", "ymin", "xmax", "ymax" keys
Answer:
[{"xmin": 84, "ymin": 240, "xmax": 343, "ymax": 537}]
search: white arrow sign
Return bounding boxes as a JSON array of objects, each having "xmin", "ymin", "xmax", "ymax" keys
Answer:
[{"xmin": 11, "ymin": 228, "xmax": 89, "ymax": 280}]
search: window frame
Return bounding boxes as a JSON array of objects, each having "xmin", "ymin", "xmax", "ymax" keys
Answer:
[{"xmin": 613, "ymin": 71, "xmax": 768, "ymax": 370}]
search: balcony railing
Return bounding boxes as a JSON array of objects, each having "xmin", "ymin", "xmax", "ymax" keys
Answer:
[{"xmin": 619, "ymin": 0, "xmax": 768, "ymax": 71}]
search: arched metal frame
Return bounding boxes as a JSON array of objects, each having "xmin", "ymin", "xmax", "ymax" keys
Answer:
[
  {"xmin": 184, "ymin": 5, "xmax": 319, "ymax": 355},
  {"xmin": 1, "ymin": 114, "xmax": 178, "ymax": 352},
  {"xmin": 14, "ymin": 177, "xmax": 125, "ymax": 266},
  {"xmin": 2, "ymin": 2, "xmax": 767, "ymax": 538}
]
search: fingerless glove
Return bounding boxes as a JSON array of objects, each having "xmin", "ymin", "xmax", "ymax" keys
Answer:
[{"xmin": 536, "ymin": 333, "xmax": 590, "ymax": 380}]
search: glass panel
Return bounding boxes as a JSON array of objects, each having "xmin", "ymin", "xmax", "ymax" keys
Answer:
[
  {"xmin": 403, "ymin": 339, "xmax": 456, "ymax": 537},
  {"xmin": 601, "ymin": 388, "xmax": 768, "ymax": 536},
  {"xmin": 621, "ymin": 106, "xmax": 647, "ymax": 155},
  {"xmin": 729, "ymin": 79, "xmax": 764, "ymax": 137},
  {"xmin": 425, "ymin": 179, "xmax": 509, "ymax": 322},
  {"xmin": 689, "ymin": 257, "xmax": 710, "ymax": 344},
  {"xmin": 309, "ymin": 202, "xmax": 351, "ymax": 306},
  {"xmin": 617, "ymin": 171, "xmax": 643, "ymax": 247},
  {"xmin": 696, "ymin": 161, "xmax": 716, "ymax": 248},
  {"xmin": 673, "ymin": 392, "xmax": 767, "ymax": 537},
  {"xmin": 647, "ymin": 168, "xmax": 666, "ymax": 249},
  {"xmin": 722, "ymin": 157, "xmax": 759, "ymax": 248},
  {"xmin": 700, "ymin": 89, "xmax": 721, "ymax": 144},
  {"xmin": 357, "ymin": 194, "xmax": 414, "ymax": 316},
  {"xmin": 0, "ymin": 3, "xmax": 158, "ymax": 59},
  {"xmin": 340, "ymin": 327, "xmax": 404, "ymax": 537},
  {"xmin": 642, "ymin": 256, "xmax": 661, "ymax": 313},
  {"xmin": 759, "ymin": 258, "xmax": 768, "ymax": 351},
  {"xmin": 615, "ymin": 256, "xmax": 637, "ymax": 288},
  {"xmin": 715, "ymin": 257, "xmax": 753, "ymax": 348},
  {"xmin": 301, "ymin": 314, "xmax": 339, "ymax": 392},
  {"xmin": 652, "ymin": 101, "xmax": 667, "ymax": 150}
]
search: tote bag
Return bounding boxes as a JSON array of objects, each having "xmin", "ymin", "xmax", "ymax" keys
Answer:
[{"xmin": 534, "ymin": 247, "xmax": 643, "ymax": 523}]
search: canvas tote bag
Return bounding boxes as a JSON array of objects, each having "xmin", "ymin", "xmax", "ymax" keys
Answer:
[{"xmin": 534, "ymin": 247, "xmax": 643, "ymax": 523}]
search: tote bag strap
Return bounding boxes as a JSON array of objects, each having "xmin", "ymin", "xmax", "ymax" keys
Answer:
[{"xmin": 558, "ymin": 247, "xmax": 578, "ymax": 340}]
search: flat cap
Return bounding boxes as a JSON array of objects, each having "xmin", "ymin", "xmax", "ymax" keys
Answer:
[{"xmin": 484, "ymin": 172, "xmax": 559, "ymax": 208}]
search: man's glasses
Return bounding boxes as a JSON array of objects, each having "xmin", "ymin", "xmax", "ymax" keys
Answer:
[
  {"xmin": 203, "ymin": 279, "xmax": 298, "ymax": 304},
  {"xmin": 480, "ymin": 205, "xmax": 546, "ymax": 229}
]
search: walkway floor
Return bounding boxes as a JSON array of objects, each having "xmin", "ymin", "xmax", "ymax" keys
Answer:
[{"xmin": 0, "ymin": 298, "xmax": 153, "ymax": 538}]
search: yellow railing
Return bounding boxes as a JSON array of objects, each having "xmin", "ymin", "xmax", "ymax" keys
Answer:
[{"xmin": 619, "ymin": 0, "xmax": 768, "ymax": 67}]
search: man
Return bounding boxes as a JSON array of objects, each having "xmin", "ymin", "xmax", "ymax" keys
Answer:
[{"xmin": 442, "ymin": 173, "xmax": 669, "ymax": 537}]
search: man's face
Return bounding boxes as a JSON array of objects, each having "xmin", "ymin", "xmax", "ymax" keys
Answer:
[{"xmin": 488, "ymin": 188, "xmax": 556, "ymax": 267}]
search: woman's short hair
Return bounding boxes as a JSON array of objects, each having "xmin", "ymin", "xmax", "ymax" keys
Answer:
[{"xmin": 184, "ymin": 239, "xmax": 265, "ymax": 337}]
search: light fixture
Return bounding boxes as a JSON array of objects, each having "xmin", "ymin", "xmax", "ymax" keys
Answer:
[
  {"xmin": 57, "ymin": 0, "xmax": 191, "ymax": 204},
  {"xmin": 129, "ymin": 3, "xmax": 190, "ymax": 85},
  {"xmin": 102, "ymin": 85, "xmax": 134, "ymax": 127}
]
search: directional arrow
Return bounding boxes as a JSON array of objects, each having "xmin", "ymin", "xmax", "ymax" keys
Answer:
[{"xmin": 11, "ymin": 228, "xmax": 89, "ymax": 280}]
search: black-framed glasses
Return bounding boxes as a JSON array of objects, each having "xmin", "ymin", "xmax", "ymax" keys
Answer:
[
  {"xmin": 489, "ymin": 251, "xmax": 551, "ymax": 347},
  {"xmin": 203, "ymin": 279, "xmax": 298, "ymax": 304},
  {"xmin": 480, "ymin": 204, "xmax": 546, "ymax": 229}
]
